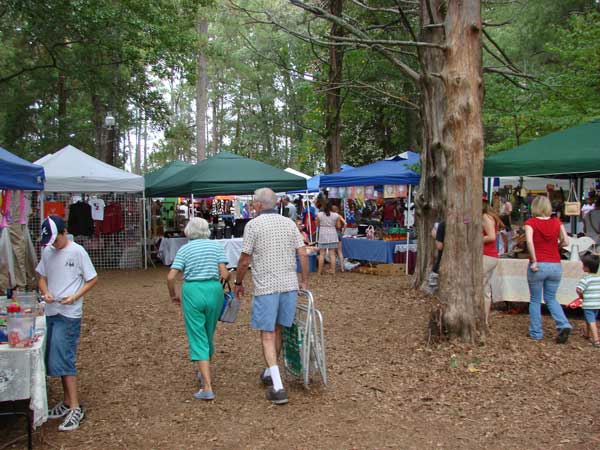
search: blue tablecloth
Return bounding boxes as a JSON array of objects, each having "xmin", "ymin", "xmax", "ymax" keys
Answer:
[{"xmin": 341, "ymin": 238, "xmax": 407, "ymax": 263}]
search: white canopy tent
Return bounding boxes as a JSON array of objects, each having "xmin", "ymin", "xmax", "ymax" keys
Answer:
[
  {"xmin": 35, "ymin": 145, "xmax": 148, "ymax": 269},
  {"xmin": 35, "ymin": 145, "xmax": 144, "ymax": 192}
]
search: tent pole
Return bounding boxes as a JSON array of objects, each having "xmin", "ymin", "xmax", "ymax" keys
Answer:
[
  {"xmin": 569, "ymin": 177, "xmax": 577, "ymax": 235},
  {"xmin": 143, "ymin": 191, "xmax": 148, "ymax": 270},
  {"xmin": 39, "ymin": 191, "xmax": 45, "ymax": 224},
  {"xmin": 191, "ymin": 193, "xmax": 194, "ymax": 219},
  {"xmin": 406, "ymin": 185, "xmax": 411, "ymax": 275}
]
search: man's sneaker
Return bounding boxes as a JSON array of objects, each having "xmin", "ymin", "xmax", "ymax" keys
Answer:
[
  {"xmin": 266, "ymin": 387, "xmax": 288, "ymax": 405},
  {"xmin": 58, "ymin": 407, "xmax": 84, "ymax": 432},
  {"xmin": 556, "ymin": 327, "xmax": 571, "ymax": 344},
  {"xmin": 260, "ymin": 368, "xmax": 273, "ymax": 387},
  {"xmin": 48, "ymin": 401, "xmax": 70, "ymax": 419}
]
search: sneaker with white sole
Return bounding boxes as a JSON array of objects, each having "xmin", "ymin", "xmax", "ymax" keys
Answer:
[
  {"xmin": 58, "ymin": 407, "xmax": 84, "ymax": 431},
  {"xmin": 48, "ymin": 401, "xmax": 70, "ymax": 419},
  {"xmin": 266, "ymin": 387, "xmax": 288, "ymax": 405}
]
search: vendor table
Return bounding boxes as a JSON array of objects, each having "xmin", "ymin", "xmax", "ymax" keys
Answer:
[
  {"xmin": 0, "ymin": 316, "xmax": 48, "ymax": 429},
  {"xmin": 341, "ymin": 237, "xmax": 409, "ymax": 264},
  {"xmin": 491, "ymin": 259, "xmax": 584, "ymax": 305},
  {"xmin": 158, "ymin": 237, "xmax": 243, "ymax": 268}
]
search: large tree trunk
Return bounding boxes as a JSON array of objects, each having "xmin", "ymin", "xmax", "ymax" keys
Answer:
[
  {"xmin": 196, "ymin": 18, "xmax": 209, "ymax": 161},
  {"xmin": 135, "ymin": 109, "xmax": 142, "ymax": 174},
  {"xmin": 324, "ymin": 0, "xmax": 344, "ymax": 174},
  {"xmin": 417, "ymin": 0, "xmax": 485, "ymax": 342},
  {"xmin": 91, "ymin": 94, "xmax": 106, "ymax": 161},
  {"xmin": 211, "ymin": 95, "xmax": 219, "ymax": 155},
  {"xmin": 57, "ymin": 71, "xmax": 67, "ymax": 145}
]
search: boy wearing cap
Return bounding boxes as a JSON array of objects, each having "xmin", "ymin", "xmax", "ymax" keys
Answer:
[{"xmin": 36, "ymin": 215, "xmax": 98, "ymax": 431}]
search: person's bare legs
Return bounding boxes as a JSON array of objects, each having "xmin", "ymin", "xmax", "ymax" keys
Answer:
[
  {"xmin": 261, "ymin": 330, "xmax": 278, "ymax": 367},
  {"xmin": 318, "ymin": 248, "xmax": 326, "ymax": 275},
  {"xmin": 62, "ymin": 376, "xmax": 79, "ymax": 409},
  {"xmin": 197, "ymin": 360, "xmax": 212, "ymax": 392},
  {"xmin": 337, "ymin": 243, "xmax": 344, "ymax": 272},
  {"xmin": 275, "ymin": 325, "xmax": 283, "ymax": 357},
  {"xmin": 329, "ymin": 250, "xmax": 337, "ymax": 275},
  {"xmin": 589, "ymin": 321, "xmax": 600, "ymax": 344}
]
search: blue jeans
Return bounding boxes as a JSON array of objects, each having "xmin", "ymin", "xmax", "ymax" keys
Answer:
[{"xmin": 527, "ymin": 263, "xmax": 572, "ymax": 339}]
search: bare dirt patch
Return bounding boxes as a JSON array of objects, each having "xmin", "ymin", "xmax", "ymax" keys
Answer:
[{"xmin": 2, "ymin": 268, "xmax": 600, "ymax": 449}]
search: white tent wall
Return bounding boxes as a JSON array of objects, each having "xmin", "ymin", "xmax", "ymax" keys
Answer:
[{"xmin": 33, "ymin": 146, "xmax": 146, "ymax": 270}]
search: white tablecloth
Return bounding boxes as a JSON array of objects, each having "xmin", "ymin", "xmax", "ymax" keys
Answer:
[
  {"xmin": 491, "ymin": 259, "xmax": 584, "ymax": 305},
  {"xmin": 0, "ymin": 316, "xmax": 48, "ymax": 428},
  {"xmin": 158, "ymin": 237, "xmax": 244, "ymax": 269}
]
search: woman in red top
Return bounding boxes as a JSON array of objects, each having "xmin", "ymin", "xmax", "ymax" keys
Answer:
[
  {"xmin": 482, "ymin": 198, "xmax": 501, "ymax": 326},
  {"xmin": 524, "ymin": 195, "xmax": 572, "ymax": 342}
]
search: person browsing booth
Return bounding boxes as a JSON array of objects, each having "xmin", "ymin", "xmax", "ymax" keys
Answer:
[
  {"xmin": 36, "ymin": 216, "xmax": 98, "ymax": 431},
  {"xmin": 234, "ymin": 188, "xmax": 309, "ymax": 405}
]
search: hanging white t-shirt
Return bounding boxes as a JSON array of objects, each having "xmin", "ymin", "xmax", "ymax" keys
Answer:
[
  {"xmin": 35, "ymin": 241, "xmax": 97, "ymax": 319},
  {"xmin": 178, "ymin": 204, "xmax": 189, "ymax": 219},
  {"xmin": 89, "ymin": 197, "xmax": 106, "ymax": 221}
]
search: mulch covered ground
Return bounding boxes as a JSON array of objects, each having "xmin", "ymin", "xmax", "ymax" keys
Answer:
[{"xmin": 2, "ymin": 267, "xmax": 600, "ymax": 449}]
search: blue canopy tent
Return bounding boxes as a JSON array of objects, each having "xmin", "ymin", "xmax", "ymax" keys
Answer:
[
  {"xmin": 288, "ymin": 164, "xmax": 354, "ymax": 194},
  {"xmin": 319, "ymin": 152, "xmax": 420, "ymax": 187},
  {"xmin": 0, "ymin": 147, "xmax": 45, "ymax": 190},
  {"xmin": 319, "ymin": 152, "xmax": 420, "ymax": 275}
]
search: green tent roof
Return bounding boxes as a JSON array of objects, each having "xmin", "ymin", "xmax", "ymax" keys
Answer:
[
  {"xmin": 484, "ymin": 120, "xmax": 600, "ymax": 177},
  {"xmin": 145, "ymin": 160, "xmax": 193, "ymax": 196},
  {"xmin": 149, "ymin": 151, "xmax": 307, "ymax": 197}
]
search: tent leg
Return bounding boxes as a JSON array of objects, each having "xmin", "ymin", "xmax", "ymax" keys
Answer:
[
  {"xmin": 406, "ymin": 185, "xmax": 412, "ymax": 275},
  {"xmin": 143, "ymin": 191, "xmax": 148, "ymax": 270}
]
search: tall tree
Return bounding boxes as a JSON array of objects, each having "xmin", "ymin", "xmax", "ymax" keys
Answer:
[
  {"xmin": 323, "ymin": 0, "xmax": 344, "ymax": 173},
  {"xmin": 284, "ymin": 0, "xmax": 526, "ymax": 341},
  {"xmin": 196, "ymin": 17, "xmax": 209, "ymax": 161}
]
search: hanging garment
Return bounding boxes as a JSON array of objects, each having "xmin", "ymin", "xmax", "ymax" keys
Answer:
[
  {"xmin": 89, "ymin": 197, "xmax": 106, "ymax": 221},
  {"xmin": 97, "ymin": 202, "xmax": 124, "ymax": 234},
  {"xmin": 68, "ymin": 201, "xmax": 94, "ymax": 236},
  {"xmin": 44, "ymin": 201, "xmax": 66, "ymax": 219}
]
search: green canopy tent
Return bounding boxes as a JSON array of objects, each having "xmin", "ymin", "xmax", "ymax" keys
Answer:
[
  {"xmin": 150, "ymin": 151, "xmax": 307, "ymax": 197},
  {"xmin": 484, "ymin": 120, "xmax": 600, "ymax": 233},
  {"xmin": 145, "ymin": 160, "xmax": 193, "ymax": 197},
  {"xmin": 483, "ymin": 120, "xmax": 600, "ymax": 177}
]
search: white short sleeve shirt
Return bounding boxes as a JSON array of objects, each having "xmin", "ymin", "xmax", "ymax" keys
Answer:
[{"xmin": 242, "ymin": 212, "xmax": 304, "ymax": 296}]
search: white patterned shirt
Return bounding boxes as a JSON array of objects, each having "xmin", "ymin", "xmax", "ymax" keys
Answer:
[{"xmin": 242, "ymin": 211, "xmax": 304, "ymax": 296}]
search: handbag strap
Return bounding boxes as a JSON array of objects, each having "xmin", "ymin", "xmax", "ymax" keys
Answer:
[
  {"xmin": 221, "ymin": 279, "xmax": 232, "ymax": 292},
  {"xmin": 567, "ymin": 183, "xmax": 577, "ymax": 202}
]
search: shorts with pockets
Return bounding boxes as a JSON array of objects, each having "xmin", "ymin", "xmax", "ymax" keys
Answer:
[{"xmin": 251, "ymin": 291, "xmax": 298, "ymax": 331}]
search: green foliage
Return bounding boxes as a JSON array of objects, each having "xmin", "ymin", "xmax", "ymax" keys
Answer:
[{"xmin": 482, "ymin": 1, "xmax": 600, "ymax": 154}]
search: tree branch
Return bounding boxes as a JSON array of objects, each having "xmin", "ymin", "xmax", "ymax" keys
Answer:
[
  {"xmin": 482, "ymin": 28, "xmax": 519, "ymax": 73},
  {"xmin": 289, "ymin": 0, "xmax": 420, "ymax": 82},
  {"xmin": 328, "ymin": 35, "xmax": 446, "ymax": 49}
]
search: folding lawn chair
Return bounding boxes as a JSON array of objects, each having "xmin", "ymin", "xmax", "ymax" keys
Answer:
[{"xmin": 282, "ymin": 289, "xmax": 327, "ymax": 387}]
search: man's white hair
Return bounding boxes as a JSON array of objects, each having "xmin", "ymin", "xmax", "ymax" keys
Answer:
[
  {"xmin": 254, "ymin": 188, "xmax": 277, "ymax": 209},
  {"xmin": 184, "ymin": 217, "xmax": 211, "ymax": 240}
]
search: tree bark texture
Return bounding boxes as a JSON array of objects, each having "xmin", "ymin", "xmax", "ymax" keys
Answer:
[
  {"xmin": 196, "ymin": 18, "xmax": 209, "ymax": 161},
  {"xmin": 91, "ymin": 94, "xmax": 106, "ymax": 162},
  {"xmin": 416, "ymin": 0, "xmax": 485, "ymax": 342},
  {"xmin": 211, "ymin": 96, "xmax": 219, "ymax": 155},
  {"xmin": 324, "ymin": 0, "xmax": 344, "ymax": 174}
]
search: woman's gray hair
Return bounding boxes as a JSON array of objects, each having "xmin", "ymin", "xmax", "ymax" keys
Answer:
[
  {"xmin": 254, "ymin": 188, "xmax": 277, "ymax": 209},
  {"xmin": 184, "ymin": 217, "xmax": 211, "ymax": 240}
]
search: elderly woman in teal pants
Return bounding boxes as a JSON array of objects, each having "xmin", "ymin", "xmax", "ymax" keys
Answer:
[{"xmin": 167, "ymin": 218, "xmax": 229, "ymax": 400}]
